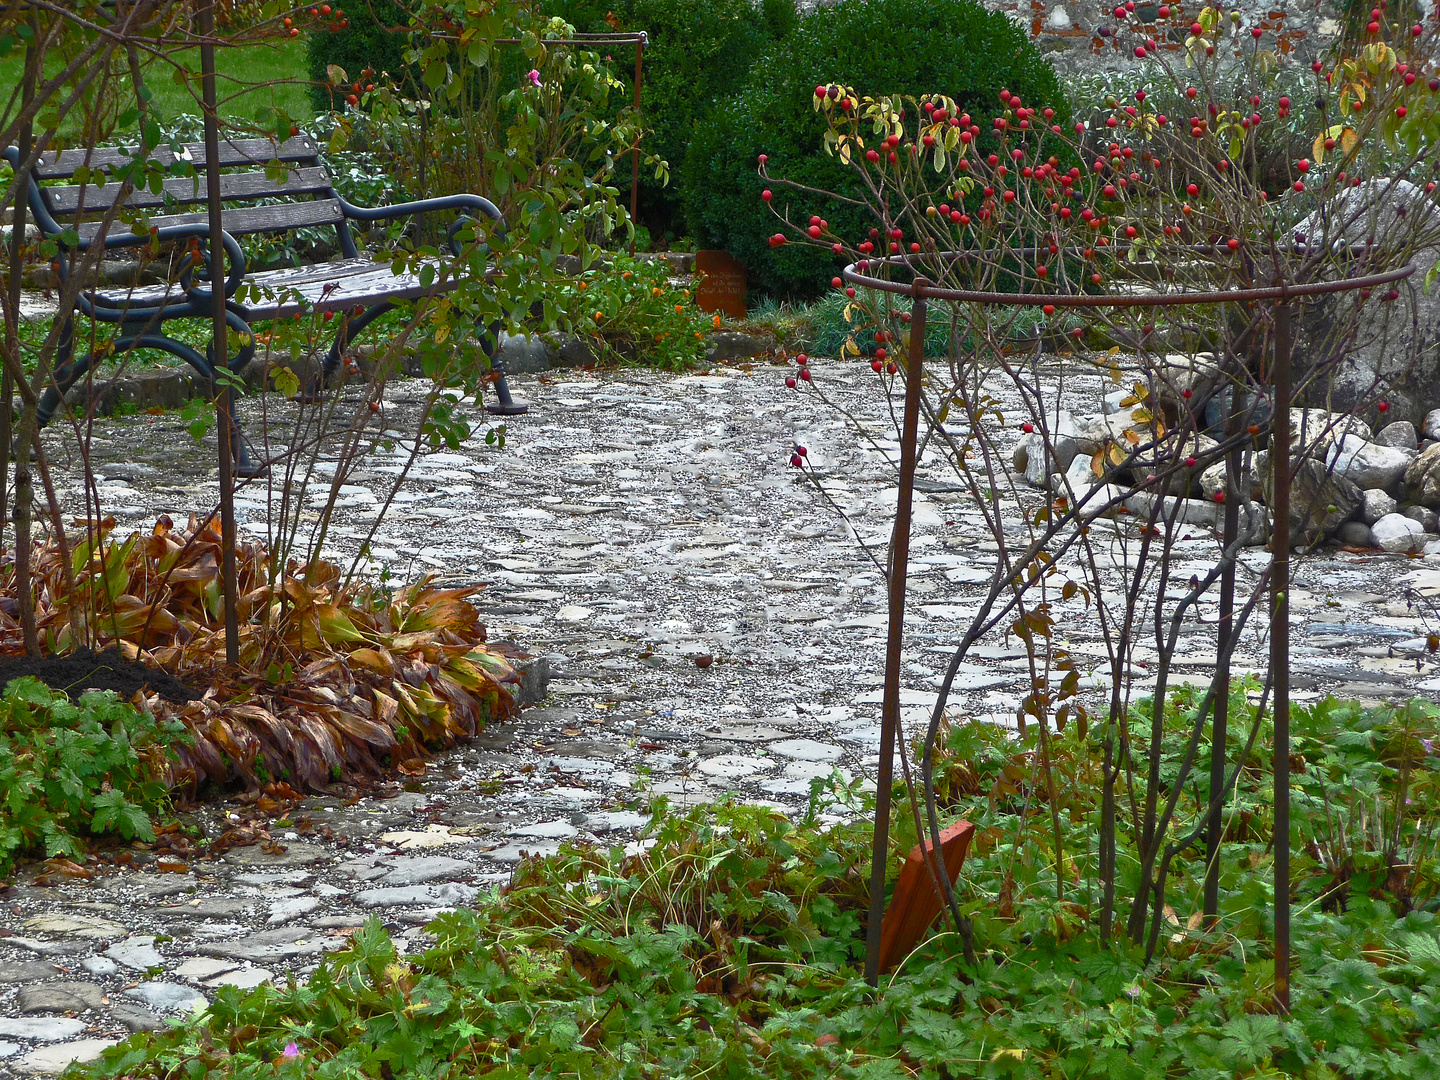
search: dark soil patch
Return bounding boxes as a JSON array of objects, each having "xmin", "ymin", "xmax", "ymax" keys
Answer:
[{"xmin": 0, "ymin": 648, "xmax": 200, "ymax": 704}]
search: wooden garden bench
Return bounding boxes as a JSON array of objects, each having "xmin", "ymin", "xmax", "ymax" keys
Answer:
[{"xmin": 5, "ymin": 134, "xmax": 527, "ymax": 477}]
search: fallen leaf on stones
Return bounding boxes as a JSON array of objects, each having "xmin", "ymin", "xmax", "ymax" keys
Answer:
[{"xmin": 156, "ymin": 857, "xmax": 190, "ymax": 873}]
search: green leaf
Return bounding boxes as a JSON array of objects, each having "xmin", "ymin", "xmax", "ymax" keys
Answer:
[{"xmin": 1075, "ymin": 948, "xmax": 1137, "ymax": 1000}]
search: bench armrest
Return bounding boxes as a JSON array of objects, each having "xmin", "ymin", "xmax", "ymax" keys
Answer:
[{"xmin": 335, "ymin": 192, "xmax": 505, "ymax": 255}]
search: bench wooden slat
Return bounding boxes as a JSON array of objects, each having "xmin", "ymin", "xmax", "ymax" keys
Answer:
[
  {"xmin": 46, "ymin": 166, "xmax": 335, "ymax": 216},
  {"xmin": 74, "ymin": 198, "xmax": 346, "ymax": 244},
  {"xmin": 32, "ymin": 136, "xmax": 321, "ymax": 180},
  {"xmin": 91, "ymin": 258, "xmax": 473, "ymax": 317},
  {"xmin": 237, "ymin": 258, "xmax": 479, "ymax": 318}
]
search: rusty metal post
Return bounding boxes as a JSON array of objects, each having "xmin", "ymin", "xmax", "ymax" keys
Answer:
[
  {"xmin": 628, "ymin": 35, "xmax": 643, "ymax": 257},
  {"xmin": 865, "ymin": 280, "xmax": 928, "ymax": 986},
  {"xmin": 3, "ymin": 8, "xmax": 39, "ymax": 558},
  {"xmin": 1269, "ymin": 301, "xmax": 1292, "ymax": 1012},
  {"xmin": 198, "ymin": 0, "xmax": 240, "ymax": 666},
  {"xmin": 1205, "ymin": 364, "xmax": 1242, "ymax": 920}
]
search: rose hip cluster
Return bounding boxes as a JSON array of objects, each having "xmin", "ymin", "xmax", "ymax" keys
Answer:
[
  {"xmin": 280, "ymin": 4, "xmax": 348, "ymax": 37},
  {"xmin": 760, "ymin": 4, "xmax": 1439, "ymax": 401}
]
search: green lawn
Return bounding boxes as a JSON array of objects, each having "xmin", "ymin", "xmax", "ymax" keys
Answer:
[{"xmin": 0, "ymin": 34, "xmax": 316, "ymax": 137}]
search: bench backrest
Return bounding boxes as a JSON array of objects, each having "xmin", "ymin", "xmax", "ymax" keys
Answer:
[{"xmin": 30, "ymin": 135, "xmax": 353, "ymax": 253}]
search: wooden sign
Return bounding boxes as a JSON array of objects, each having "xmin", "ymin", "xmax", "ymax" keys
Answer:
[
  {"xmin": 694, "ymin": 249, "xmax": 748, "ymax": 319},
  {"xmin": 876, "ymin": 819, "xmax": 976, "ymax": 973}
]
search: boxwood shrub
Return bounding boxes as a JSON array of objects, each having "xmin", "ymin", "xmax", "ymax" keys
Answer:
[
  {"xmin": 545, "ymin": 0, "xmax": 783, "ymax": 241},
  {"xmin": 682, "ymin": 0, "xmax": 1070, "ymax": 300},
  {"xmin": 304, "ymin": 0, "xmax": 411, "ymax": 112}
]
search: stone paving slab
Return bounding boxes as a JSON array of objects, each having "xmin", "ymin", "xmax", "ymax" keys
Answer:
[{"xmin": 3, "ymin": 355, "xmax": 1440, "ymax": 1071}]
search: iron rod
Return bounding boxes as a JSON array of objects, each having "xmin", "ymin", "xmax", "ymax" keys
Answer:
[
  {"xmin": 864, "ymin": 281, "xmax": 928, "ymax": 986},
  {"xmin": 629, "ymin": 38, "xmax": 641, "ymax": 258},
  {"xmin": 1270, "ymin": 301, "xmax": 1293, "ymax": 1013},
  {"xmin": 198, "ymin": 0, "xmax": 239, "ymax": 666}
]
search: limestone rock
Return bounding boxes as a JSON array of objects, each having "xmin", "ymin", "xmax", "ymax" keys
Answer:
[
  {"xmin": 1424, "ymin": 408, "xmax": 1440, "ymax": 442},
  {"xmin": 1152, "ymin": 352, "xmax": 1221, "ymax": 405},
  {"xmin": 1337, "ymin": 520, "xmax": 1373, "ymax": 547},
  {"xmin": 1263, "ymin": 456, "xmax": 1362, "ymax": 544},
  {"xmin": 104, "ymin": 936, "xmax": 161, "ymax": 972},
  {"xmin": 1404, "ymin": 442, "xmax": 1440, "ymax": 507},
  {"xmin": 1056, "ymin": 453, "xmax": 1099, "ymax": 497},
  {"xmin": 1376, "ymin": 420, "xmax": 1418, "ymax": 451},
  {"xmin": 1325, "ymin": 434, "xmax": 1415, "ymax": 491},
  {"xmin": 16, "ymin": 982, "xmax": 106, "ymax": 1013},
  {"xmin": 1359, "ymin": 488, "xmax": 1398, "ymax": 524},
  {"xmin": 1289, "ymin": 408, "xmax": 1371, "ymax": 452},
  {"xmin": 1075, "ymin": 484, "xmax": 1129, "ymax": 520},
  {"xmin": 123, "ymin": 982, "xmax": 208, "ymax": 1013},
  {"xmin": 1013, "ymin": 430, "xmax": 1078, "ymax": 489},
  {"xmin": 21, "ymin": 914, "xmax": 125, "ymax": 940},
  {"xmin": 15, "ymin": 1038, "xmax": 119, "ymax": 1075},
  {"xmin": 1400, "ymin": 504, "xmax": 1440, "ymax": 533},
  {"xmin": 1123, "ymin": 491, "xmax": 1216, "ymax": 528},
  {"xmin": 1132, "ymin": 432, "xmax": 1219, "ymax": 496},
  {"xmin": 1072, "ymin": 408, "xmax": 1149, "ymax": 456},
  {"xmin": 1293, "ymin": 179, "xmax": 1440, "ymax": 423},
  {"xmin": 1198, "ymin": 453, "xmax": 1264, "ymax": 504},
  {"xmin": 1371, "ymin": 512, "xmax": 1426, "ymax": 553}
]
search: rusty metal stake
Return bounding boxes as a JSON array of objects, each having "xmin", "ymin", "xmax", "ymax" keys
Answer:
[
  {"xmin": 1205, "ymin": 367, "xmax": 1242, "ymax": 920},
  {"xmin": 1269, "ymin": 301, "xmax": 1292, "ymax": 1013},
  {"xmin": 629, "ymin": 36, "xmax": 642, "ymax": 257},
  {"xmin": 198, "ymin": 0, "xmax": 239, "ymax": 666},
  {"xmin": 865, "ymin": 281, "xmax": 928, "ymax": 986}
]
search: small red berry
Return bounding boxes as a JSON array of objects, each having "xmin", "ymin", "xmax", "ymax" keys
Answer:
[{"xmin": 1378, "ymin": 401, "xmax": 1390, "ymax": 412}]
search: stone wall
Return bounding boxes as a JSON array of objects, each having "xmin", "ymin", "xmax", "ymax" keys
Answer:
[
  {"xmin": 987, "ymin": 0, "xmax": 1340, "ymax": 74},
  {"xmin": 802, "ymin": 0, "xmax": 1440, "ymax": 77}
]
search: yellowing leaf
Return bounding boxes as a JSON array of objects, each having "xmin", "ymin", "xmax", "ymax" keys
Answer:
[
  {"xmin": 316, "ymin": 604, "xmax": 366, "ymax": 644},
  {"xmin": 348, "ymin": 647, "xmax": 392, "ymax": 673}
]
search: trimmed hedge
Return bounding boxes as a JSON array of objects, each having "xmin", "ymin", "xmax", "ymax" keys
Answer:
[
  {"xmin": 545, "ymin": 0, "xmax": 783, "ymax": 240},
  {"xmin": 681, "ymin": 0, "xmax": 1069, "ymax": 300},
  {"xmin": 305, "ymin": 0, "xmax": 411, "ymax": 112}
]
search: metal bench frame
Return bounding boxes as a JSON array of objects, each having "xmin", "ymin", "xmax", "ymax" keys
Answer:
[{"xmin": 5, "ymin": 134, "xmax": 527, "ymax": 476}]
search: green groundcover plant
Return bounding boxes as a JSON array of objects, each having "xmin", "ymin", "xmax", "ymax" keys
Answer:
[
  {"xmin": 0, "ymin": 678, "xmax": 186, "ymax": 876},
  {"xmin": 72, "ymin": 687, "xmax": 1440, "ymax": 1079},
  {"xmin": 552, "ymin": 253, "xmax": 716, "ymax": 369}
]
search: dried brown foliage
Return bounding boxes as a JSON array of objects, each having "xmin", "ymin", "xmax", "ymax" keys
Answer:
[{"xmin": 0, "ymin": 515, "xmax": 521, "ymax": 795}]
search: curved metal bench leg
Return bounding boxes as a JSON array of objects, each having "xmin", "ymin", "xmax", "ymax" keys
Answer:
[
  {"xmin": 479, "ymin": 317, "xmax": 527, "ymax": 416},
  {"xmin": 37, "ymin": 327, "xmax": 214, "ymax": 429},
  {"xmin": 295, "ymin": 301, "xmax": 397, "ymax": 403}
]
